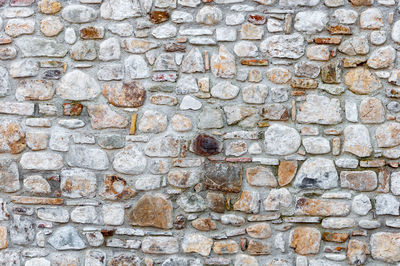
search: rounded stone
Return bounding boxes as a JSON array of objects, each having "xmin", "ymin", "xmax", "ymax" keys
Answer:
[
  {"xmin": 264, "ymin": 124, "xmax": 301, "ymax": 155},
  {"xmin": 40, "ymin": 16, "xmax": 63, "ymax": 37},
  {"xmin": 192, "ymin": 134, "xmax": 221, "ymax": 156},
  {"xmin": 113, "ymin": 144, "xmax": 147, "ymax": 175}
]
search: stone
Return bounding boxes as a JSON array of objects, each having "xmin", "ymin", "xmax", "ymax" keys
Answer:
[
  {"xmin": 177, "ymin": 193, "xmax": 206, "ymax": 212},
  {"xmin": 171, "ymin": 114, "xmax": 192, "ymax": 132},
  {"xmin": 198, "ymin": 107, "xmax": 224, "ymax": 129},
  {"xmin": 10, "ymin": 215, "xmax": 34, "ymax": 245},
  {"xmin": 294, "ymin": 158, "xmax": 338, "ymax": 189},
  {"xmin": 347, "ymin": 239, "xmax": 370, "ymax": 265},
  {"xmin": 103, "ymin": 81, "xmax": 145, "ymax": 107},
  {"xmin": 20, "ymin": 152, "xmax": 63, "ymax": 170},
  {"xmin": 149, "ymin": 10, "xmax": 169, "ymax": 24},
  {"xmin": 302, "ymin": 137, "xmax": 330, "ymax": 154},
  {"xmin": 62, "ymin": 5, "xmax": 97, "ymax": 23},
  {"xmin": 224, "ymin": 106, "xmax": 257, "ymax": 126},
  {"xmin": 0, "ymin": 120, "xmax": 26, "ymax": 154},
  {"xmin": 207, "ymin": 192, "xmax": 225, "ymax": 213},
  {"xmin": 26, "ymin": 132, "xmax": 47, "ymax": 151},
  {"xmin": 367, "ymin": 46, "xmax": 395, "ymax": 69},
  {"xmin": 103, "ymin": 204, "xmax": 124, "ymax": 225},
  {"xmin": 245, "ymin": 166, "xmax": 277, "ymax": 187},
  {"xmin": 40, "ymin": 16, "xmax": 63, "ymax": 37},
  {"xmin": 321, "ymin": 60, "xmax": 341, "ymax": 84},
  {"xmin": 151, "ymin": 23, "xmax": 177, "ymax": 39},
  {"xmin": 216, "ymin": 27, "xmax": 237, "ymax": 41},
  {"xmin": 122, "ymin": 39, "xmax": 158, "ymax": 54},
  {"xmin": 233, "ymin": 190, "xmax": 260, "ymax": 213},
  {"xmin": 99, "ymin": 37, "xmax": 120, "ymax": 61},
  {"xmin": 88, "ymin": 104, "xmax": 128, "ymax": 129},
  {"xmin": 181, "ymin": 48, "xmax": 204, "ymax": 73},
  {"xmin": 57, "ymin": 70, "xmax": 100, "ymax": 100},
  {"xmin": 101, "ymin": 0, "xmax": 140, "ymax": 20},
  {"xmin": 16, "ymin": 37, "xmax": 68, "ymax": 57},
  {"xmin": 306, "ymin": 45, "xmax": 329, "ymax": 61},
  {"xmin": 176, "ymin": 75, "xmax": 199, "ymax": 94},
  {"xmin": 278, "ymin": 161, "xmax": 297, "ymax": 186},
  {"xmin": 295, "ymin": 197, "xmax": 350, "ymax": 216},
  {"xmin": 5, "ymin": 18, "xmax": 34, "ymax": 37},
  {"xmin": 71, "ymin": 41, "xmax": 96, "ymax": 61},
  {"xmin": 339, "ymin": 36, "xmax": 369, "ymax": 56},
  {"xmin": 196, "ymin": 6, "xmax": 222, "ymax": 25},
  {"xmin": 108, "ymin": 23, "xmax": 133, "ymax": 36},
  {"xmin": 182, "ymin": 233, "xmax": 213, "ymax": 256},
  {"xmin": 66, "ymin": 146, "xmax": 109, "ymax": 170},
  {"xmin": 246, "ymin": 223, "xmax": 272, "ymax": 239},
  {"xmin": 371, "ymin": 30, "xmax": 387, "ymax": 45},
  {"xmin": 211, "ymin": 81, "xmax": 240, "ymax": 100},
  {"xmin": 294, "ymin": 11, "xmax": 328, "ymax": 33},
  {"xmin": 213, "ymin": 240, "xmax": 239, "ymax": 254},
  {"xmin": 234, "ymin": 254, "xmax": 259, "ymax": 266},
  {"xmin": 266, "ymin": 67, "xmax": 291, "ymax": 84},
  {"xmin": 60, "ymin": 169, "xmax": 97, "ymax": 198},
  {"xmin": 138, "ymin": 110, "xmax": 167, "ymax": 133},
  {"xmin": 192, "ymin": 218, "xmax": 217, "ymax": 231},
  {"xmin": 240, "ymin": 23, "xmax": 263, "ymax": 40},
  {"xmin": 108, "ymin": 254, "xmax": 141, "ymax": 265},
  {"xmin": 16, "ymin": 79, "xmax": 54, "ymax": 101},
  {"xmin": 124, "ymin": 55, "xmax": 150, "ymax": 79},
  {"xmin": 25, "ymin": 258, "xmax": 50, "ymax": 266},
  {"xmin": 234, "ymin": 41, "xmax": 258, "ymax": 57},
  {"xmin": 100, "ymin": 175, "xmax": 134, "ymax": 200},
  {"xmin": 297, "ymin": 94, "xmax": 342, "ymax": 125},
  {"xmin": 204, "ymin": 161, "xmax": 242, "ymax": 192},
  {"xmin": 10, "ymin": 59, "xmax": 39, "ymax": 78},
  {"xmin": 154, "ymin": 53, "xmax": 177, "ymax": 71},
  {"xmin": 343, "ymin": 125, "xmax": 372, "ymax": 157},
  {"xmin": 38, "ymin": 0, "xmax": 62, "ymax": 14},
  {"xmin": 97, "ymin": 64, "xmax": 124, "ymax": 81},
  {"xmin": 48, "ymin": 226, "xmax": 86, "ymax": 250},
  {"xmin": 264, "ymin": 188, "xmax": 291, "ymax": 211},
  {"xmin": 172, "ymin": 11, "xmax": 194, "ymax": 23},
  {"xmin": 129, "ymin": 194, "xmax": 173, "ymax": 229},
  {"xmin": 376, "ymin": 123, "xmax": 400, "ymax": 148},
  {"xmin": 359, "ymin": 97, "xmax": 385, "ymax": 123},
  {"xmin": 85, "ymin": 250, "xmax": 106, "ymax": 266},
  {"xmin": 192, "ymin": 134, "xmax": 221, "ymax": 156},
  {"xmin": 371, "ymin": 232, "xmax": 400, "ymax": 263},
  {"xmin": 142, "ymin": 236, "xmax": 179, "ymax": 254},
  {"xmin": 344, "ymin": 67, "xmax": 382, "ymax": 94},
  {"xmin": 71, "ymin": 206, "xmax": 98, "ymax": 224},
  {"xmin": 376, "ymin": 194, "xmax": 399, "ymax": 215},
  {"xmin": 392, "ymin": 20, "xmax": 400, "ymax": 44},
  {"xmin": 260, "ymin": 34, "xmax": 304, "ymax": 59},
  {"xmin": 264, "ymin": 124, "xmax": 301, "ymax": 155},
  {"xmin": 352, "ymin": 194, "xmax": 372, "ymax": 215},
  {"xmin": 360, "ymin": 8, "xmax": 383, "ymax": 29},
  {"xmin": 211, "ymin": 45, "xmax": 236, "ymax": 78},
  {"xmin": 145, "ymin": 135, "xmax": 180, "ymax": 157},
  {"xmin": 294, "ymin": 61, "xmax": 320, "ymax": 78},
  {"xmin": 242, "ymin": 84, "xmax": 268, "ymax": 104},
  {"xmin": 113, "ymin": 144, "xmax": 146, "ymax": 175},
  {"xmin": 290, "ymin": 227, "xmax": 321, "ymax": 255},
  {"xmin": 180, "ymin": 95, "xmax": 202, "ymax": 110},
  {"xmin": 24, "ymin": 175, "xmax": 51, "ymax": 195}
]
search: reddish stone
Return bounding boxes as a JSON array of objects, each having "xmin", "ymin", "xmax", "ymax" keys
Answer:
[
  {"xmin": 192, "ymin": 134, "xmax": 221, "ymax": 156},
  {"xmin": 240, "ymin": 59, "xmax": 268, "ymax": 66},
  {"xmin": 192, "ymin": 218, "xmax": 217, "ymax": 231},
  {"xmin": 150, "ymin": 11, "xmax": 169, "ymax": 24},
  {"xmin": 290, "ymin": 227, "xmax": 321, "ymax": 255},
  {"xmin": 248, "ymin": 14, "xmax": 267, "ymax": 25},
  {"xmin": 63, "ymin": 103, "xmax": 83, "ymax": 116},
  {"xmin": 80, "ymin": 26, "xmax": 104, "ymax": 39},
  {"xmin": 103, "ymin": 82, "xmax": 146, "ymax": 108},
  {"xmin": 278, "ymin": 161, "xmax": 297, "ymax": 186},
  {"xmin": 314, "ymin": 37, "xmax": 342, "ymax": 44}
]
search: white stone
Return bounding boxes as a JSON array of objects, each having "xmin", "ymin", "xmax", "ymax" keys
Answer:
[
  {"xmin": 264, "ymin": 124, "xmax": 301, "ymax": 155},
  {"xmin": 294, "ymin": 11, "xmax": 328, "ymax": 33},
  {"xmin": 343, "ymin": 125, "xmax": 372, "ymax": 157},
  {"xmin": 113, "ymin": 143, "xmax": 147, "ymax": 175},
  {"xmin": 216, "ymin": 27, "xmax": 237, "ymax": 41},
  {"xmin": 302, "ymin": 137, "xmax": 331, "ymax": 154},
  {"xmin": 333, "ymin": 9, "xmax": 357, "ymax": 24},
  {"xmin": 352, "ymin": 194, "xmax": 372, "ymax": 215},
  {"xmin": 152, "ymin": 23, "xmax": 177, "ymax": 39},
  {"xmin": 196, "ymin": 6, "xmax": 222, "ymax": 25},
  {"xmin": 103, "ymin": 204, "xmax": 124, "ymax": 225},
  {"xmin": 100, "ymin": 0, "xmax": 141, "ymax": 20},
  {"xmin": 124, "ymin": 55, "xmax": 150, "ymax": 79},
  {"xmin": 64, "ymin": 27, "xmax": 76, "ymax": 44},
  {"xmin": 321, "ymin": 218, "xmax": 355, "ymax": 229},
  {"xmin": 345, "ymin": 100, "xmax": 358, "ymax": 122},
  {"xmin": 260, "ymin": 34, "xmax": 305, "ymax": 59},
  {"xmin": 360, "ymin": 8, "xmax": 383, "ymax": 29},
  {"xmin": 211, "ymin": 81, "xmax": 240, "ymax": 100},
  {"xmin": 234, "ymin": 41, "xmax": 258, "ymax": 57},
  {"xmin": 226, "ymin": 13, "xmax": 245, "ymax": 25},
  {"xmin": 294, "ymin": 157, "xmax": 338, "ymax": 189},
  {"xmin": 180, "ymin": 95, "xmax": 202, "ymax": 110},
  {"xmin": 99, "ymin": 37, "xmax": 120, "ymax": 61},
  {"xmin": 376, "ymin": 194, "xmax": 399, "ymax": 215},
  {"xmin": 391, "ymin": 171, "xmax": 400, "ymax": 195},
  {"xmin": 297, "ymin": 94, "xmax": 342, "ymax": 125},
  {"xmin": 57, "ymin": 70, "xmax": 100, "ymax": 101}
]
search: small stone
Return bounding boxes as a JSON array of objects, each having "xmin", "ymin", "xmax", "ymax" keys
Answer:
[
  {"xmin": 71, "ymin": 206, "xmax": 98, "ymax": 224},
  {"xmin": 66, "ymin": 145, "xmax": 109, "ymax": 170},
  {"xmin": 109, "ymin": 254, "xmax": 142, "ymax": 265},
  {"xmin": 297, "ymin": 94, "xmax": 342, "ymax": 124},
  {"xmin": 376, "ymin": 194, "xmax": 399, "ymax": 215},
  {"xmin": 234, "ymin": 254, "xmax": 259, "ymax": 266},
  {"xmin": 290, "ymin": 227, "xmax": 321, "ymax": 255},
  {"xmin": 264, "ymin": 124, "xmax": 301, "ymax": 155},
  {"xmin": 10, "ymin": 59, "xmax": 38, "ymax": 78},
  {"xmin": 176, "ymin": 75, "xmax": 199, "ymax": 94},
  {"xmin": 38, "ymin": 0, "xmax": 61, "ymax": 14},
  {"xmin": 344, "ymin": 67, "xmax": 382, "ymax": 94},
  {"xmin": 216, "ymin": 27, "xmax": 237, "ymax": 41},
  {"xmin": 347, "ymin": 239, "xmax": 370, "ymax": 265},
  {"xmin": 121, "ymin": 38, "xmax": 158, "ymax": 54},
  {"xmin": 360, "ymin": 8, "xmax": 383, "ymax": 29},
  {"xmin": 103, "ymin": 204, "xmax": 124, "ymax": 225},
  {"xmin": 359, "ymin": 97, "xmax": 385, "ymax": 123},
  {"xmin": 71, "ymin": 40, "xmax": 97, "ymax": 61},
  {"xmin": 62, "ymin": 5, "xmax": 97, "ymax": 23},
  {"xmin": 294, "ymin": 158, "xmax": 338, "ymax": 189},
  {"xmin": 181, "ymin": 48, "xmax": 204, "ymax": 73},
  {"xmin": 306, "ymin": 45, "xmax": 330, "ymax": 61},
  {"xmin": 26, "ymin": 132, "xmax": 47, "ymax": 151},
  {"xmin": 302, "ymin": 137, "xmax": 330, "ymax": 154},
  {"xmin": 103, "ymin": 81, "xmax": 145, "ymax": 107},
  {"xmin": 5, "ymin": 18, "xmax": 34, "ymax": 37},
  {"xmin": 171, "ymin": 114, "xmax": 192, "ymax": 132},
  {"xmin": 211, "ymin": 81, "xmax": 240, "ymax": 100},
  {"xmin": 17, "ymin": 37, "xmax": 67, "ymax": 57},
  {"xmin": 246, "ymin": 166, "xmax": 277, "ymax": 187},
  {"xmin": 240, "ymin": 23, "xmax": 264, "ymax": 40},
  {"xmin": 213, "ymin": 240, "xmax": 239, "ymax": 254},
  {"xmin": 145, "ymin": 135, "xmax": 180, "ymax": 157},
  {"xmin": 321, "ymin": 60, "xmax": 342, "ymax": 84},
  {"xmin": 24, "ymin": 175, "xmax": 50, "ymax": 195},
  {"xmin": 151, "ymin": 23, "xmax": 177, "ymax": 39},
  {"xmin": 40, "ymin": 16, "xmax": 63, "ymax": 37},
  {"xmin": 376, "ymin": 122, "xmax": 400, "ymax": 148},
  {"xmin": 260, "ymin": 34, "xmax": 304, "ymax": 59},
  {"xmin": 371, "ymin": 31, "xmax": 387, "ymax": 45},
  {"xmin": 48, "ymin": 226, "xmax": 86, "ymax": 250},
  {"xmin": 246, "ymin": 223, "xmax": 272, "ymax": 239},
  {"xmin": 60, "ymin": 168, "xmax": 96, "ymax": 198},
  {"xmin": 113, "ymin": 143, "xmax": 146, "ymax": 175},
  {"xmin": 278, "ymin": 161, "xmax": 297, "ymax": 186},
  {"xmin": 242, "ymin": 84, "xmax": 268, "ymax": 104},
  {"xmin": 192, "ymin": 218, "xmax": 217, "ymax": 231},
  {"xmin": 97, "ymin": 64, "xmax": 124, "ymax": 81},
  {"xmin": 88, "ymin": 104, "xmax": 128, "ymax": 129},
  {"xmin": 343, "ymin": 125, "xmax": 372, "ymax": 157},
  {"xmin": 234, "ymin": 41, "xmax": 257, "ymax": 57},
  {"xmin": 211, "ymin": 45, "xmax": 236, "ymax": 78},
  {"xmin": 264, "ymin": 188, "xmax": 291, "ymax": 211},
  {"xmin": 196, "ymin": 6, "xmax": 222, "ymax": 25},
  {"xmin": 352, "ymin": 194, "xmax": 372, "ymax": 215},
  {"xmin": 150, "ymin": 10, "xmax": 169, "ymax": 24},
  {"xmin": 16, "ymin": 79, "xmax": 54, "ymax": 101},
  {"xmin": 21, "ymin": 152, "xmax": 63, "ymax": 170},
  {"xmin": 233, "ymin": 190, "xmax": 260, "ymax": 214},
  {"xmin": 99, "ymin": 37, "xmax": 120, "ymax": 61},
  {"xmin": 180, "ymin": 95, "xmax": 202, "ymax": 110},
  {"xmin": 129, "ymin": 194, "xmax": 173, "ymax": 229},
  {"xmin": 192, "ymin": 134, "xmax": 221, "ymax": 156},
  {"xmin": 294, "ymin": 11, "xmax": 328, "ymax": 33},
  {"xmin": 138, "ymin": 110, "xmax": 167, "ymax": 133},
  {"xmin": 100, "ymin": 0, "xmax": 141, "ymax": 20},
  {"xmin": 125, "ymin": 55, "xmax": 150, "ymax": 79},
  {"xmin": 182, "ymin": 233, "xmax": 213, "ymax": 256}
]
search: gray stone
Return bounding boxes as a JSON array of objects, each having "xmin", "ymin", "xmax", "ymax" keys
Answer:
[
  {"xmin": 145, "ymin": 135, "xmax": 180, "ymax": 157},
  {"xmin": 352, "ymin": 194, "xmax": 372, "ymax": 215},
  {"xmin": 70, "ymin": 41, "xmax": 96, "ymax": 61},
  {"xmin": 57, "ymin": 70, "xmax": 100, "ymax": 100},
  {"xmin": 10, "ymin": 215, "xmax": 35, "ymax": 244},
  {"xmin": 124, "ymin": 55, "xmax": 150, "ymax": 79},
  {"xmin": 71, "ymin": 206, "xmax": 98, "ymax": 224},
  {"xmin": 16, "ymin": 37, "xmax": 68, "ymax": 57},
  {"xmin": 302, "ymin": 137, "xmax": 331, "ymax": 154},
  {"xmin": 66, "ymin": 146, "xmax": 109, "ymax": 170},
  {"xmin": 60, "ymin": 168, "xmax": 97, "ymax": 198},
  {"xmin": 181, "ymin": 48, "xmax": 204, "ymax": 73},
  {"xmin": 48, "ymin": 226, "xmax": 86, "ymax": 250},
  {"xmin": 97, "ymin": 134, "xmax": 125, "ymax": 149},
  {"xmin": 198, "ymin": 107, "xmax": 224, "ymax": 129},
  {"xmin": 260, "ymin": 34, "xmax": 305, "ymax": 59},
  {"xmin": 10, "ymin": 59, "xmax": 38, "ymax": 78},
  {"xmin": 176, "ymin": 75, "xmax": 199, "ymax": 94},
  {"xmin": 113, "ymin": 143, "xmax": 147, "ymax": 175},
  {"xmin": 20, "ymin": 152, "xmax": 63, "ymax": 170},
  {"xmin": 376, "ymin": 194, "xmax": 399, "ymax": 215},
  {"xmin": 297, "ymin": 94, "xmax": 342, "ymax": 125},
  {"xmin": 101, "ymin": 0, "xmax": 141, "ymax": 20},
  {"xmin": 264, "ymin": 124, "xmax": 301, "ymax": 155},
  {"xmin": 177, "ymin": 193, "xmax": 207, "ymax": 212},
  {"xmin": 62, "ymin": 5, "xmax": 97, "ymax": 23},
  {"xmin": 242, "ymin": 84, "xmax": 268, "ymax": 104},
  {"xmin": 211, "ymin": 81, "xmax": 240, "ymax": 100},
  {"xmin": 37, "ymin": 207, "xmax": 69, "ymax": 223},
  {"xmin": 294, "ymin": 157, "xmax": 338, "ymax": 189},
  {"xmin": 152, "ymin": 23, "xmax": 177, "ymax": 39}
]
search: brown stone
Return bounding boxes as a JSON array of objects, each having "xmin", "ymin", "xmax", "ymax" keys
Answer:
[
  {"xmin": 261, "ymin": 104, "xmax": 289, "ymax": 121},
  {"xmin": 247, "ymin": 239, "xmax": 271, "ymax": 255},
  {"xmin": 11, "ymin": 196, "xmax": 63, "ymax": 205},
  {"xmin": 192, "ymin": 134, "xmax": 221, "ymax": 156},
  {"xmin": 343, "ymin": 57, "xmax": 368, "ymax": 68},
  {"xmin": 0, "ymin": 226, "xmax": 6, "ymax": 249},
  {"xmin": 278, "ymin": 161, "xmax": 297, "ymax": 186},
  {"xmin": 248, "ymin": 14, "xmax": 267, "ymax": 25},
  {"xmin": 80, "ymin": 26, "xmax": 104, "ymax": 39},
  {"xmin": 290, "ymin": 227, "xmax": 321, "ymax": 255},
  {"xmin": 204, "ymin": 161, "xmax": 242, "ymax": 193},
  {"xmin": 0, "ymin": 120, "xmax": 26, "ymax": 154},
  {"xmin": 360, "ymin": 97, "xmax": 385, "ymax": 124},
  {"xmin": 100, "ymin": 175, "xmax": 135, "ymax": 200},
  {"xmin": 164, "ymin": 42, "xmax": 186, "ymax": 52},
  {"xmin": 206, "ymin": 192, "xmax": 225, "ymax": 213},
  {"xmin": 340, "ymin": 171, "xmax": 377, "ymax": 191},
  {"xmin": 347, "ymin": 239, "xmax": 370, "ymax": 265},
  {"xmin": 241, "ymin": 59, "xmax": 268, "ymax": 66},
  {"xmin": 192, "ymin": 218, "xmax": 217, "ymax": 231},
  {"xmin": 344, "ymin": 67, "xmax": 382, "ymax": 94},
  {"xmin": 150, "ymin": 11, "xmax": 169, "ymax": 24},
  {"xmin": 246, "ymin": 223, "xmax": 272, "ymax": 239},
  {"xmin": 314, "ymin": 37, "xmax": 342, "ymax": 44},
  {"xmin": 129, "ymin": 194, "xmax": 173, "ymax": 229},
  {"xmin": 327, "ymin": 25, "xmax": 351, "ymax": 35},
  {"xmin": 88, "ymin": 104, "xmax": 128, "ymax": 129},
  {"xmin": 213, "ymin": 240, "xmax": 239, "ymax": 255},
  {"xmin": 295, "ymin": 197, "xmax": 350, "ymax": 216},
  {"xmin": 103, "ymin": 82, "xmax": 146, "ymax": 108},
  {"xmin": 349, "ymin": 0, "xmax": 373, "ymax": 5},
  {"xmin": 245, "ymin": 166, "xmax": 277, "ymax": 187},
  {"xmin": 322, "ymin": 232, "xmax": 349, "ymax": 243},
  {"xmin": 233, "ymin": 190, "xmax": 259, "ymax": 214},
  {"xmin": 63, "ymin": 103, "xmax": 83, "ymax": 116},
  {"xmin": 38, "ymin": 0, "xmax": 62, "ymax": 14},
  {"xmin": 290, "ymin": 78, "xmax": 318, "ymax": 89}
]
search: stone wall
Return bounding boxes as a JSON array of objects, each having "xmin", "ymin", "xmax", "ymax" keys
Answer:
[{"xmin": 1, "ymin": 0, "xmax": 400, "ymax": 265}]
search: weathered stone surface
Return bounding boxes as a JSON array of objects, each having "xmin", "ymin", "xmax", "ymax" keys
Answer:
[
  {"xmin": 290, "ymin": 227, "xmax": 321, "ymax": 255},
  {"xmin": 371, "ymin": 232, "xmax": 400, "ymax": 263},
  {"xmin": 129, "ymin": 194, "xmax": 173, "ymax": 229},
  {"xmin": 40, "ymin": 16, "xmax": 63, "ymax": 37},
  {"xmin": 294, "ymin": 11, "xmax": 328, "ymax": 33},
  {"xmin": 264, "ymin": 124, "xmax": 301, "ymax": 155},
  {"xmin": 295, "ymin": 198, "xmax": 350, "ymax": 216},
  {"xmin": 233, "ymin": 190, "xmax": 260, "ymax": 213},
  {"xmin": 113, "ymin": 144, "xmax": 146, "ymax": 175},
  {"xmin": 376, "ymin": 122, "xmax": 400, "ymax": 148},
  {"xmin": 246, "ymin": 166, "xmax": 277, "ymax": 187},
  {"xmin": 367, "ymin": 46, "xmax": 396, "ymax": 69},
  {"xmin": 101, "ymin": 0, "xmax": 140, "ymax": 20},
  {"xmin": 204, "ymin": 161, "xmax": 242, "ymax": 192},
  {"xmin": 211, "ymin": 81, "xmax": 240, "ymax": 100},
  {"xmin": 142, "ymin": 236, "xmax": 179, "ymax": 254},
  {"xmin": 66, "ymin": 146, "xmax": 109, "ymax": 170},
  {"xmin": 182, "ymin": 233, "xmax": 213, "ymax": 256},
  {"xmin": 10, "ymin": 215, "xmax": 34, "ymax": 244},
  {"xmin": 103, "ymin": 81, "xmax": 145, "ymax": 107},
  {"xmin": 16, "ymin": 37, "xmax": 67, "ymax": 57},
  {"xmin": 57, "ymin": 70, "xmax": 100, "ymax": 100},
  {"xmin": 347, "ymin": 239, "xmax": 370, "ymax": 265},
  {"xmin": 88, "ymin": 104, "xmax": 128, "ymax": 129},
  {"xmin": 344, "ymin": 67, "xmax": 382, "ymax": 94},
  {"xmin": 341, "ymin": 171, "xmax": 377, "ymax": 191},
  {"xmin": 211, "ymin": 45, "xmax": 236, "ymax": 78},
  {"xmin": 297, "ymin": 94, "xmax": 342, "ymax": 124},
  {"xmin": 48, "ymin": 226, "xmax": 86, "ymax": 250},
  {"xmin": 294, "ymin": 158, "xmax": 338, "ymax": 189},
  {"xmin": 21, "ymin": 152, "xmax": 63, "ymax": 170},
  {"xmin": 343, "ymin": 124, "xmax": 373, "ymax": 157},
  {"xmin": 62, "ymin": 5, "xmax": 97, "ymax": 23},
  {"xmin": 16, "ymin": 79, "xmax": 54, "ymax": 101},
  {"xmin": 260, "ymin": 34, "xmax": 305, "ymax": 59}
]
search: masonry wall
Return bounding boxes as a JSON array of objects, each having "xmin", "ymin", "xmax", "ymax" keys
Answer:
[{"xmin": 1, "ymin": 0, "xmax": 400, "ymax": 265}]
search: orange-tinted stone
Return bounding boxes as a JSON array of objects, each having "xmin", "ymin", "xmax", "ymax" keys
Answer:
[
  {"xmin": 327, "ymin": 25, "xmax": 351, "ymax": 35},
  {"xmin": 150, "ymin": 11, "xmax": 169, "ymax": 24},
  {"xmin": 11, "ymin": 196, "xmax": 63, "ymax": 205},
  {"xmin": 192, "ymin": 218, "xmax": 217, "ymax": 231},
  {"xmin": 295, "ymin": 197, "xmax": 350, "ymax": 216},
  {"xmin": 63, "ymin": 103, "xmax": 83, "ymax": 116},
  {"xmin": 103, "ymin": 82, "xmax": 146, "ymax": 108},
  {"xmin": 314, "ymin": 37, "xmax": 342, "ymax": 44},
  {"xmin": 241, "ymin": 59, "xmax": 268, "ymax": 66},
  {"xmin": 100, "ymin": 175, "xmax": 135, "ymax": 200},
  {"xmin": 290, "ymin": 227, "xmax": 321, "ymax": 255},
  {"xmin": 278, "ymin": 161, "xmax": 297, "ymax": 186},
  {"xmin": 80, "ymin": 26, "xmax": 104, "ymax": 39},
  {"xmin": 322, "ymin": 232, "xmax": 349, "ymax": 243}
]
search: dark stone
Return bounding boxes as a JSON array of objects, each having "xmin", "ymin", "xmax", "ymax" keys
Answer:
[
  {"xmin": 43, "ymin": 70, "xmax": 62, "ymax": 80},
  {"xmin": 80, "ymin": 26, "xmax": 104, "ymax": 39},
  {"xmin": 192, "ymin": 134, "xmax": 221, "ymax": 156},
  {"xmin": 206, "ymin": 192, "xmax": 225, "ymax": 213},
  {"xmin": 321, "ymin": 60, "xmax": 342, "ymax": 84},
  {"xmin": 97, "ymin": 134, "xmax": 125, "ymax": 150},
  {"xmin": 173, "ymin": 214, "xmax": 186, "ymax": 230},
  {"xmin": 164, "ymin": 42, "xmax": 186, "ymax": 52},
  {"xmin": 63, "ymin": 103, "xmax": 83, "ymax": 116},
  {"xmin": 204, "ymin": 161, "xmax": 242, "ymax": 193},
  {"xmin": 261, "ymin": 104, "xmax": 289, "ymax": 121},
  {"xmin": 150, "ymin": 11, "xmax": 169, "ymax": 24}
]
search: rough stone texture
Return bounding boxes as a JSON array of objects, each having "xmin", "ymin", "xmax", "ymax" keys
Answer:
[{"xmin": 0, "ymin": 1, "xmax": 397, "ymax": 264}]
